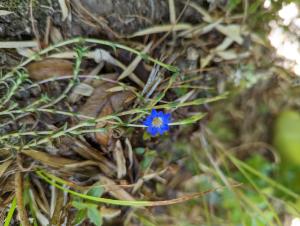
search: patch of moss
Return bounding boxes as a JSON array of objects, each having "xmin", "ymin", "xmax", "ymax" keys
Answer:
[
  {"xmin": 1, "ymin": 0, "xmax": 39, "ymax": 10},
  {"xmin": 1, "ymin": 0, "xmax": 22, "ymax": 10}
]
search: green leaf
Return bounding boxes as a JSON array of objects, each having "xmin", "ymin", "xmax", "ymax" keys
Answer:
[
  {"xmin": 87, "ymin": 207, "xmax": 103, "ymax": 226},
  {"xmin": 134, "ymin": 147, "xmax": 145, "ymax": 155},
  {"xmin": 140, "ymin": 52, "xmax": 149, "ymax": 61},
  {"xmin": 141, "ymin": 151, "xmax": 157, "ymax": 170},
  {"xmin": 73, "ymin": 209, "xmax": 87, "ymax": 225},
  {"xmin": 72, "ymin": 201, "xmax": 90, "ymax": 210},
  {"xmin": 249, "ymin": 0, "xmax": 262, "ymax": 14},
  {"xmin": 174, "ymin": 87, "xmax": 188, "ymax": 97},
  {"xmin": 227, "ymin": 0, "xmax": 242, "ymax": 11},
  {"xmin": 87, "ymin": 183, "xmax": 104, "ymax": 197}
]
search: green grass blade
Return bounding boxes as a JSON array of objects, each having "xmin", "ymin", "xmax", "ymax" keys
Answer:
[
  {"xmin": 4, "ymin": 197, "xmax": 17, "ymax": 226},
  {"xmin": 227, "ymin": 154, "xmax": 299, "ymax": 199},
  {"xmin": 169, "ymin": 113, "xmax": 207, "ymax": 125}
]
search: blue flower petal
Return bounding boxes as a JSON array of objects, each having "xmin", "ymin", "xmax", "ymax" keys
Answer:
[
  {"xmin": 151, "ymin": 109, "xmax": 158, "ymax": 117},
  {"xmin": 147, "ymin": 126, "xmax": 158, "ymax": 136},
  {"xmin": 143, "ymin": 117, "xmax": 153, "ymax": 126},
  {"xmin": 160, "ymin": 124, "xmax": 169, "ymax": 131},
  {"xmin": 157, "ymin": 111, "xmax": 164, "ymax": 117},
  {"xmin": 158, "ymin": 128, "xmax": 165, "ymax": 135},
  {"xmin": 162, "ymin": 117, "xmax": 170, "ymax": 126},
  {"xmin": 164, "ymin": 113, "xmax": 171, "ymax": 120},
  {"xmin": 143, "ymin": 110, "xmax": 171, "ymax": 136}
]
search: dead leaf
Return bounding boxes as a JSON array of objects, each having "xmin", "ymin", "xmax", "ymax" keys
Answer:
[
  {"xmin": 100, "ymin": 207, "xmax": 121, "ymax": 219},
  {"xmin": 0, "ymin": 175, "xmax": 15, "ymax": 194},
  {"xmin": 0, "ymin": 10, "xmax": 13, "ymax": 16},
  {"xmin": 51, "ymin": 186, "xmax": 64, "ymax": 225},
  {"xmin": 0, "ymin": 160, "xmax": 12, "ymax": 178},
  {"xmin": 49, "ymin": 49, "xmax": 117, "ymax": 65},
  {"xmin": 69, "ymin": 63, "xmax": 104, "ymax": 103},
  {"xmin": 113, "ymin": 140, "xmax": 127, "ymax": 179},
  {"xmin": 201, "ymin": 54, "xmax": 214, "ymax": 68},
  {"xmin": 216, "ymin": 24, "xmax": 243, "ymax": 45},
  {"xmin": 214, "ymin": 37, "xmax": 234, "ymax": 52},
  {"xmin": 179, "ymin": 19, "xmax": 223, "ymax": 38},
  {"xmin": 79, "ymin": 74, "xmax": 135, "ymax": 146},
  {"xmin": 26, "ymin": 59, "xmax": 73, "ymax": 80},
  {"xmin": 216, "ymin": 50, "xmax": 250, "ymax": 60},
  {"xmin": 167, "ymin": 0, "xmax": 175, "ymax": 23},
  {"xmin": 29, "ymin": 189, "xmax": 50, "ymax": 226},
  {"xmin": 0, "ymin": 41, "xmax": 38, "ymax": 49},
  {"xmin": 251, "ymin": 33, "xmax": 268, "ymax": 46},
  {"xmin": 50, "ymin": 26, "xmax": 64, "ymax": 44},
  {"xmin": 95, "ymin": 91, "xmax": 135, "ymax": 146},
  {"xmin": 71, "ymin": 83, "xmax": 94, "ymax": 97},
  {"xmin": 99, "ymin": 176, "xmax": 135, "ymax": 201},
  {"xmin": 125, "ymin": 138, "xmax": 133, "ymax": 169},
  {"xmin": 0, "ymin": 193, "xmax": 14, "ymax": 208},
  {"xmin": 64, "ymin": 160, "xmax": 108, "ymax": 170},
  {"xmin": 31, "ymin": 177, "xmax": 50, "ymax": 213},
  {"xmin": 129, "ymin": 23, "xmax": 192, "ymax": 37},
  {"xmin": 21, "ymin": 149, "xmax": 79, "ymax": 168},
  {"xmin": 16, "ymin": 47, "xmax": 36, "ymax": 58},
  {"xmin": 79, "ymin": 75, "xmax": 118, "ymax": 118},
  {"xmin": 58, "ymin": 0, "xmax": 69, "ymax": 21},
  {"xmin": 106, "ymin": 85, "xmax": 137, "ymax": 93},
  {"xmin": 15, "ymin": 172, "xmax": 30, "ymax": 226},
  {"xmin": 70, "ymin": 139, "xmax": 116, "ymax": 176},
  {"xmin": 133, "ymin": 169, "xmax": 167, "ymax": 193}
]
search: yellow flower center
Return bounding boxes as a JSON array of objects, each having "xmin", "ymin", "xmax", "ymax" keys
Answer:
[{"xmin": 152, "ymin": 117, "xmax": 163, "ymax": 127}]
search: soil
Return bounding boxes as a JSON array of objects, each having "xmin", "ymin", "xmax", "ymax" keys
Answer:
[
  {"xmin": 1, "ymin": 0, "xmax": 168, "ymax": 38},
  {"xmin": 0, "ymin": 0, "xmax": 207, "ymax": 39},
  {"xmin": 0, "ymin": 0, "xmax": 207, "ymax": 70},
  {"xmin": 0, "ymin": 0, "xmax": 57, "ymax": 38}
]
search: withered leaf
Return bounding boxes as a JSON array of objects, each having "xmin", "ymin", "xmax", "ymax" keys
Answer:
[
  {"xmin": 95, "ymin": 91, "xmax": 135, "ymax": 146},
  {"xmin": 0, "ymin": 175, "xmax": 15, "ymax": 194},
  {"xmin": 15, "ymin": 172, "xmax": 30, "ymax": 226},
  {"xmin": 113, "ymin": 140, "xmax": 127, "ymax": 179},
  {"xmin": 26, "ymin": 59, "xmax": 73, "ymax": 80},
  {"xmin": 56, "ymin": 137, "xmax": 116, "ymax": 176},
  {"xmin": 0, "ymin": 160, "xmax": 13, "ymax": 178},
  {"xmin": 31, "ymin": 178, "xmax": 50, "ymax": 213},
  {"xmin": 21, "ymin": 149, "xmax": 79, "ymax": 168},
  {"xmin": 99, "ymin": 176, "xmax": 135, "ymax": 201},
  {"xmin": 28, "ymin": 189, "xmax": 49, "ymax": 226},
  {"xmin": 100, "ymin": 207, "xmax": 121, "ymax": 220},
  {"xmin": 50, "ymin": 188, "xmax": 64, "ymax": 225},
  {"xmin": 79, "ymin": 79, "xmax": 116, "ymax": 118},
  {"xmin": 79, "ymin": 74, "xmax": 135, "ymax": 146},
  {"xmin": 50, "ymin": 26, "xmax": 64, "ymax": 44}
]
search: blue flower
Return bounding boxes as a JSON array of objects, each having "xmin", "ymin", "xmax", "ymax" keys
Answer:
[{"xmin": 143, "ymin": 109, "xmax": 171, "ymax": 136}]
